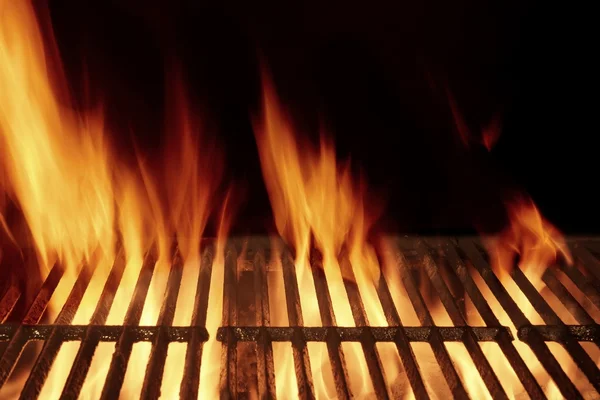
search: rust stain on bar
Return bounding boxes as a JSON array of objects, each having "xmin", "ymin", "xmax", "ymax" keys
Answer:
[{"xmin": 180, "ymin": 245, "xmax": 215, "ymax": 399}]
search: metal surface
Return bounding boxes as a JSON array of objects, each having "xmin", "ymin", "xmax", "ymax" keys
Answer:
[{"xmin": 0, "ymin": 236, "xmax": 598, "ymax": 399}]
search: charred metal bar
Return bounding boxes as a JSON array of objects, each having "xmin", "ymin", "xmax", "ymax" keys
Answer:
[
  {"xmin": 0, "ymin": 325, "xmax": 204, "ymax": 342},
  {"xmin": 61, "ymin": 250, "xmax": 126, "ymax": 399},
  {"xmin": 392, "ymin": 247, "xmax": 468, "ymax": 399},
  {"xmin": 414, "ymin": 242, "xmax": 508, "ymax": 400},
  {"xmin": 572, "ymin": 244, "xmax": 600, "ymax": 283},
  {"xmin": 518, "ymin": 325, "xmax": 600, "ymax": 342},
  {"xmin": 373, "ymin": 247, "xmax": 429, "ymax": 400},
  {"xmin": 180, "ymin": 245, "xmax": 215, "ymax": 399},
  {"xmin": 216, "ymin": 326, "xmax": 509, "ymax": 342},
  {"xmin": 100, "ymin": 250, "xmax": 158, "ymax": 400},
  {"xmin": 0, "ymin": 285, "xmax": 20, "ymax": 323},
  {"xmin": 253, "ymin": 250, "xmax": 277, "ymax": 399},
  {"xmin": 0, "ymin": 264, "xmax": 63, "ymax": 388},
  {"xmin": 20, "ymin": 261, "xmax": 96, "ymax": 399},
  {"xmin": 557, "ymin": 262, "xmax": 600, "ymax": 311},
  {"xmin": 140, "ymin": 251, "xmax": 186, "ymax": 399},
  {"xmin": 338, "ymin": 250, "xmax": 391, "ymax": 400},
  {"xmin": 280, "ymin": 250, "xmax": 315, "ymax": 400},
  {"xmin": 459, "ymin": 238, "xmax": 583, "ymax": 400},
  {"xmin": 509, "ymin": 265, "xmax": 600, "ymax": 392},
  {"xmin": 309, "ymin": 249, "xmax": 351, "ymax": 400},
  {"xmin": 439, "ymin": 240, "xmax": 547, "ymax": 400},
  {"xmin": 542, "ymin": 270, "xmax": 595, "ymax": 325},
  {"xmin": 219, "ymin": 246, "xmax": 238, "ymax": 398}
]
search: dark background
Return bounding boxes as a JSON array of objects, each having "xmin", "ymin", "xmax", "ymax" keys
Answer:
[{"xmin": 41, "ymin": 0, "xmax": 597, "ymax": 235}]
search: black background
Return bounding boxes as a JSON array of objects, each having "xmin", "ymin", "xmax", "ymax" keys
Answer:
[{"xmin": 41, "ymin": 0, "xmax": 597, "ymax": 235}]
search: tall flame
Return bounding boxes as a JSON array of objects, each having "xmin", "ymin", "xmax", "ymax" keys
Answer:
[
  {"xmin": 0, "ymin": 0, "xmax": 231, "ymax": 397},
  {"xmin": 254, "ymin": 73, "xmax": 402, "ymax": 398}
]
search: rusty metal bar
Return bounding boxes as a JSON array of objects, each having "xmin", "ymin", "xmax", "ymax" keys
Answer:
[
  {"xmin": 0, "ymin": 325, "xmax": 204, "ymax": 342},
  {"xmin": 0, "ymin": 264, "xmax": 63, "ymax": 388},
  {"xmin": 0, "ymin": 285, "xmax": 20, "ymax": 323},
  {"xmin": 459, "ymin": 238, "xmax": 583, "ymax": 400},
  {"xmin": 309, "ymin": 249, "xmax": 351, "ymax": 400},
  {"xmin": 280, "ymin": 250, "xmax": 315, "ymax": 400},
  {"xmin": 20, "ymin": 260, "xmax": 96, "ymax": 399},
  {"xmin": 219, "ymin": 246, "xmax": 238, "ymax": 399},
  {"xmin": 180, "ymin": 245, "xmax": 215, "ymax": 399},
  {"xmin": 509, "ymin": 265, "xmax": 600, "ymax": 393},
  {"xmin": 518, "ymin": 325, "xmax": 600, "ymax": 342},
  {"xmin": 216, "ymin": 326, "xmax": 510, "ymax": 342},
  {"xmin": 140, "ymin": 251, "xmax": 185, "ymax": 399},
  {"xmin": 414, "ymin": 241, "xmax": 508, "ymax": 400},
  {"xmin": 556, "ymin": 262, "xmax": 600, "ymax": 311},
  {"xmin": 572, "ymin": 244, "xmax": 600, "ymax": 283},
  {"xmin": 392, "ymin": 246, "xmax": 469, "ymax": 399},
  {"xmin": 100, "ymin": 250, "xmax": 158, "ymax": 400},
  {"xmin": 61, "ymin": 250, "xmax": 126, "ymax": 399},
  {"xmin": 439, "ymin": 240, "xmax": 547, "ymax": 400},
  {"xmin": 372, "ymin": 248, "xmax": 430, "ymax": 400},
  {"xmin": 253, "ymin": 250, "xmax": 277, "ymax": 399},
  {"xmin": 542, "ymin": 270, "xmax": 595, "ymax": 325},
  {"xmin": 337, "ymin": 250, "xmax": 390, "ymax": 400}
]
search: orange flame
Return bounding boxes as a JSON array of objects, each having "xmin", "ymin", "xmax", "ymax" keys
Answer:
[
  {"xmin": 485, "ymin": 195, "xmax": 572, "ymax": 280},
  {"xmin": 0, "ymin": 0, "xmax": 231, "ymax": 397},
  {"xmin": 254, "ymin": 72, "xmax": 402, "ymax": 398},
  {"xmin": 446, "ymin": 86, "xmax": 502, "ymax": 151}
]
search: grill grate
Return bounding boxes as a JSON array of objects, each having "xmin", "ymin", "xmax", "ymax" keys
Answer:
[{"xmin": 0, "ymin": 237, "xmax": 599, "ymax": 399}]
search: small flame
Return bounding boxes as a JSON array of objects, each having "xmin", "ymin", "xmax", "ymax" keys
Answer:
[
  {"xmin": 485, "ymin": 195, "xmax": 572, "ymax": 281},
  {"xmin": 446, "ymin": 86, "xmax": 502, "ymax": 151},
  {"xmin": 482, "ymin": 113, "xmax": 502, "ymax": 151},
  {"xmin": 446, "ymin": 194, "xmax": 583, "ymax": 398}
]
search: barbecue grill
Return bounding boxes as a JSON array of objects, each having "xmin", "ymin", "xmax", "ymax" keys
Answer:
[{"xmin": 0, "ymin": 236, "xmax": 599, "ymax": 399}]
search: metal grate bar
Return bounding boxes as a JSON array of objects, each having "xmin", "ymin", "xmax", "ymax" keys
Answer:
[
  {"xmin": 100, "ymin": 250, "xmax": 158, "ymax": 400},
  {"xmin": 509, "ymin": 265, "xmax": 600, "ymax": 393},
  {"xmin": 140, "ymin": 251, "xmax": 186, "ymax": 399},
  {"xmin": 542, "ymin": 270, "xmax": 595, "ymax": 325},
  {"xmin": 180, "ymin": 245, "xmax": 215, "ymax": 398},
  {"xmin": 393, "ymin": 246, "xmax": 469, "ymax": 399},
  {"xmin": 61, "ymin": 250, "xmax": 127, "ymax": 399},
  {"xmin": 557, "ymin": 260, "xmax": 600, "ymax": 311},
  {"xmin": 253, "ymin": 250, "xmax": 277, "ymax": 399},
  {"xmin": 0, "ymin": 325, "xmax": 205, "ymax": 342},
  {"xmin": 337, "ymin": 250, "xmax": 390, "ymax": 399},
  {"xmin": 439, "ymin": 240, "xmax": 547, "ymax": 400},
  {"xmin": 219, "ymin": 246, "xmax": 238, "ymax": 398},
  {"xmin": 415, "ymin": 241, "xmax": 508, "ymax": 399},
  {"xmin": 572, "ymin": 244, "xmax": 600, "ymax": 284},
  {"xmin": 519, "ymin": 325, "xmax": 600, "ymax": 341},
  {"xmin": 0, "ymin": 264, "xmax": 63, "ymax": 387},
  {"xmin": 372, "ymin": 246, "xmax": 430, "ymax": 400},
  {"xmin": 309, "ymin": 249, "xmax": 351, "ymax": 400},
  {"xmin": 216, "ymin": 326, "xmax": 510, "ymax": 342},
  {"xmin": 19, "ymin": 260, "xmax": 96, "ymax": 399},
  {"xmin": 0, "ymin": 286, "xmax": 20, "ymax": 323},
  {"xmin": 279, "ymin": 250, "xmax": 315, "ymax": 399},
  {"xmin": 459, "ymin": 238, "xmax": 583, "ymax": 400}
]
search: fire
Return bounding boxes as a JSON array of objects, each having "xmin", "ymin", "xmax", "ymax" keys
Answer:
[
  {"xmin": 485, "ymin": 195, "xmax": 572, "ymax": 282},
  {"xmin": 444, "ymin": 196, "xmax": 590, "ymax": 399},
  {"xmin": 254, "ymin": 73, "xmax": 402, "ymax": 398},
  {"xmin": 1, "ymin": 0, "xmax": 597, "ymax": 398},
  {"xmin": 0, "ymin": 0, "xmax": 230, "ymax": 398},
  {"xmin": 446, "ymin": 86, "xmax": 501, "ymax": 151}
]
